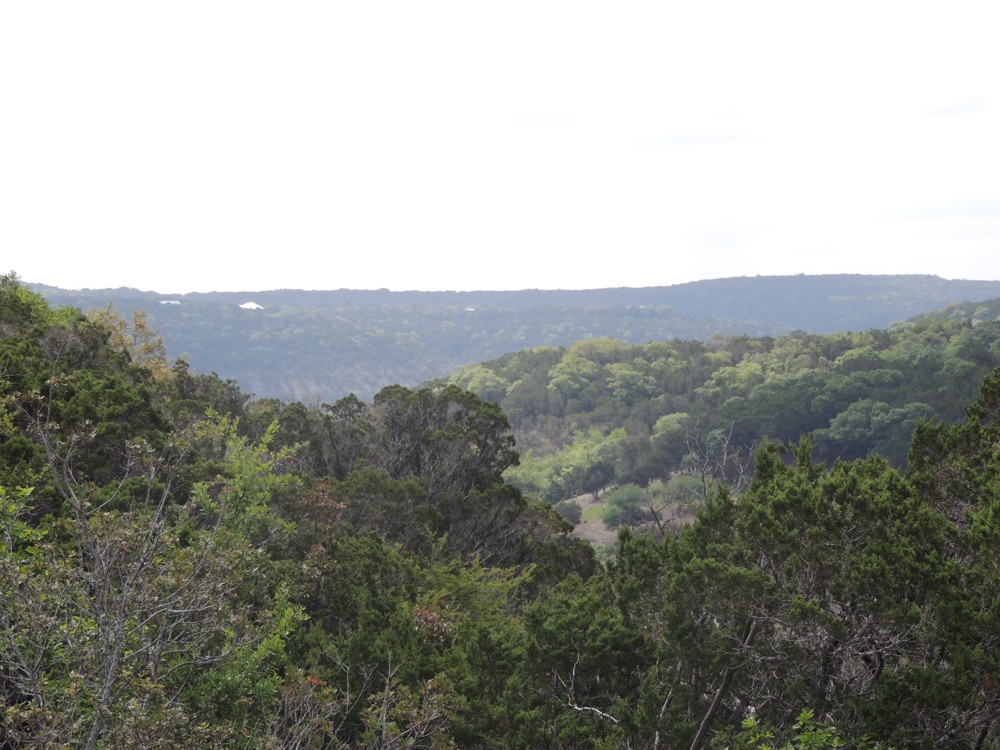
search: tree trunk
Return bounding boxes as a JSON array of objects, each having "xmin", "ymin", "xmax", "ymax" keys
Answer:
[{"xmin": 689, "ymin": 618, "xmax": 758, "ymax": 750}]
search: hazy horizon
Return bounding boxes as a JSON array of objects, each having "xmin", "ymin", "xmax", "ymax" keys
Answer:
[{"xmin": 20, "ymin": 270, "xmax": 1000, "ymax": 298}]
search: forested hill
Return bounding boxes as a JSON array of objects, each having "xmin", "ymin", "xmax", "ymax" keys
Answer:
[
  {"xmin": 448, "ymin": 296, "xmax": 1000, "ymax": 510},
  {"xmin": 30, "ymin": 274, "xmax": 1000, "ymax": 402},
  {"xmin": 8, "ymin": 272, "xmax": 1000, "ymax": 747}
]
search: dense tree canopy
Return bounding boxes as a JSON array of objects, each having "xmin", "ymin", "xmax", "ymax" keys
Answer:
[
  {"xmin": 33, "ymin": 275, "xmax": 1000, "ymax": 403},
  {"xmin": 451, "ymin": 314, "xmax": 1000, "ymax": 504},
  {"xmin": 5, "ymin": 273, "xmax": 1000, "ymax": 748}
]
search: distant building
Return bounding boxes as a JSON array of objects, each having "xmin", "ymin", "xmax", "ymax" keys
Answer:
[
  {"xmin": 239, "ymin": 301, "xmax": 264, "ymax": 310},
  {"xmin": 160, "ymin": 300, "xmax": 181, "ymax": 305}
]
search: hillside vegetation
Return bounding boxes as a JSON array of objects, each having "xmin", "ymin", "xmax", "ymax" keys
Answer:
[
  {"xmin": 445, "ymin": 300, "xmax": 1000, "ymax": 515},
  {"xmin": 32, "ymin": 274, "xmax": 1000, "ymax": 402},
  {"xmin": 5, "ymin": 273, "xmax": 1000, "ymax": 747}
]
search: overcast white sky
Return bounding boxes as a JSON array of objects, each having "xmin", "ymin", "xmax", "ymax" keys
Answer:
[{"xmin": 2, "ymin": 2, "xmax": 998, "ymax": 293}]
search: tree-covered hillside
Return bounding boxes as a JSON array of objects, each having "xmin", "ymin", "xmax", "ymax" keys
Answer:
[
  {"xmin": 6, "ymin": 273, "xmax": 1000, "ymax": 748},
  {"xmin": 446, "ymin": 308, "xmax": 1000, "ymax": 509},
  {"xmin": 30, "ymin": 274, "xmax": 1000, "ymax": 402}
]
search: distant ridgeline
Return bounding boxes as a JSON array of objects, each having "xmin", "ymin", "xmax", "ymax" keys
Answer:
[{"xmin": 31, "ymin": 274, "xmax": 1000, "ymax": 403}]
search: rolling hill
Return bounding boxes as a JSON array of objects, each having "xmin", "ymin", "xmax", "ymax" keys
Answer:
[{"xmin": 30, "ymin": 274, "xmax": 1000, "ymax": 402}]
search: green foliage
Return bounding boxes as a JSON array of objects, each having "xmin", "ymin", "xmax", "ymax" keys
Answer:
[
  {"xmin": 719, "ymin": 709, "xmax": 892, "ymax": 749},
  {"xmin": 461, "ymin": 310, "xmax": 1000, "ymax": 506},
  {"xmin": 0, "ymin": 276, "xmax": 171, "ymax": 507},
  {"xmin": 292, "ymin": 383, "xmax": 590, "ymax": 572},
  {"xmin": 0, "ymin": 438, "xmax": 299, "ymax": 746},
  {"xmin": 34, "ymin": 274, "xmax": 1000, "ymax": 404},
  {"xmin": 357, "ymin": 672, "xmax": 463, "ymax": 749},
  {"xmin": 602, "ymin": 483, "xmax": 646, "ymax": 528},
  {"xmin": 11, "ymin": 275, "xmax": 1000, "ymax": 748},
  {"xmin": 0, "ymin": 484, "xmax": 46, "ymax": 553},
  {"xmin": 554, "ymin": 498, "xmax": 583, "ymax": 524},
  {"xmin": 156, "ymin": 357, "xmax": 252, "ymax": 428},
  {"xmin": 516, "ymin": 572, "xmax": 648, "ymax": 747},
  {"xmin": 601, "ymin": 478, "xmax": 698, "ymax": 533},
  {"xmin": 506, "ymin": 426, "xmax": 627, "ymax": 503},
  {"xmin": 0, "ymin": 281, "xmax": 312, "ymax": 745},
  {"xmin": 449, "ymin": 362, "xmax": 512, "ymax": 403},
  {"xmin": 814, "ymin": 399, "xmax": 935, "ymax": 461},
  {"xmin": 189, "ymin": 412, "xmax": 300, "ymax": 541}
]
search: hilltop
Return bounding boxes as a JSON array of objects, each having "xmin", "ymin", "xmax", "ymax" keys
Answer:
[{"xmin": 31, "ymin": 274, "xmax": 1000, "ymax": 402}]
